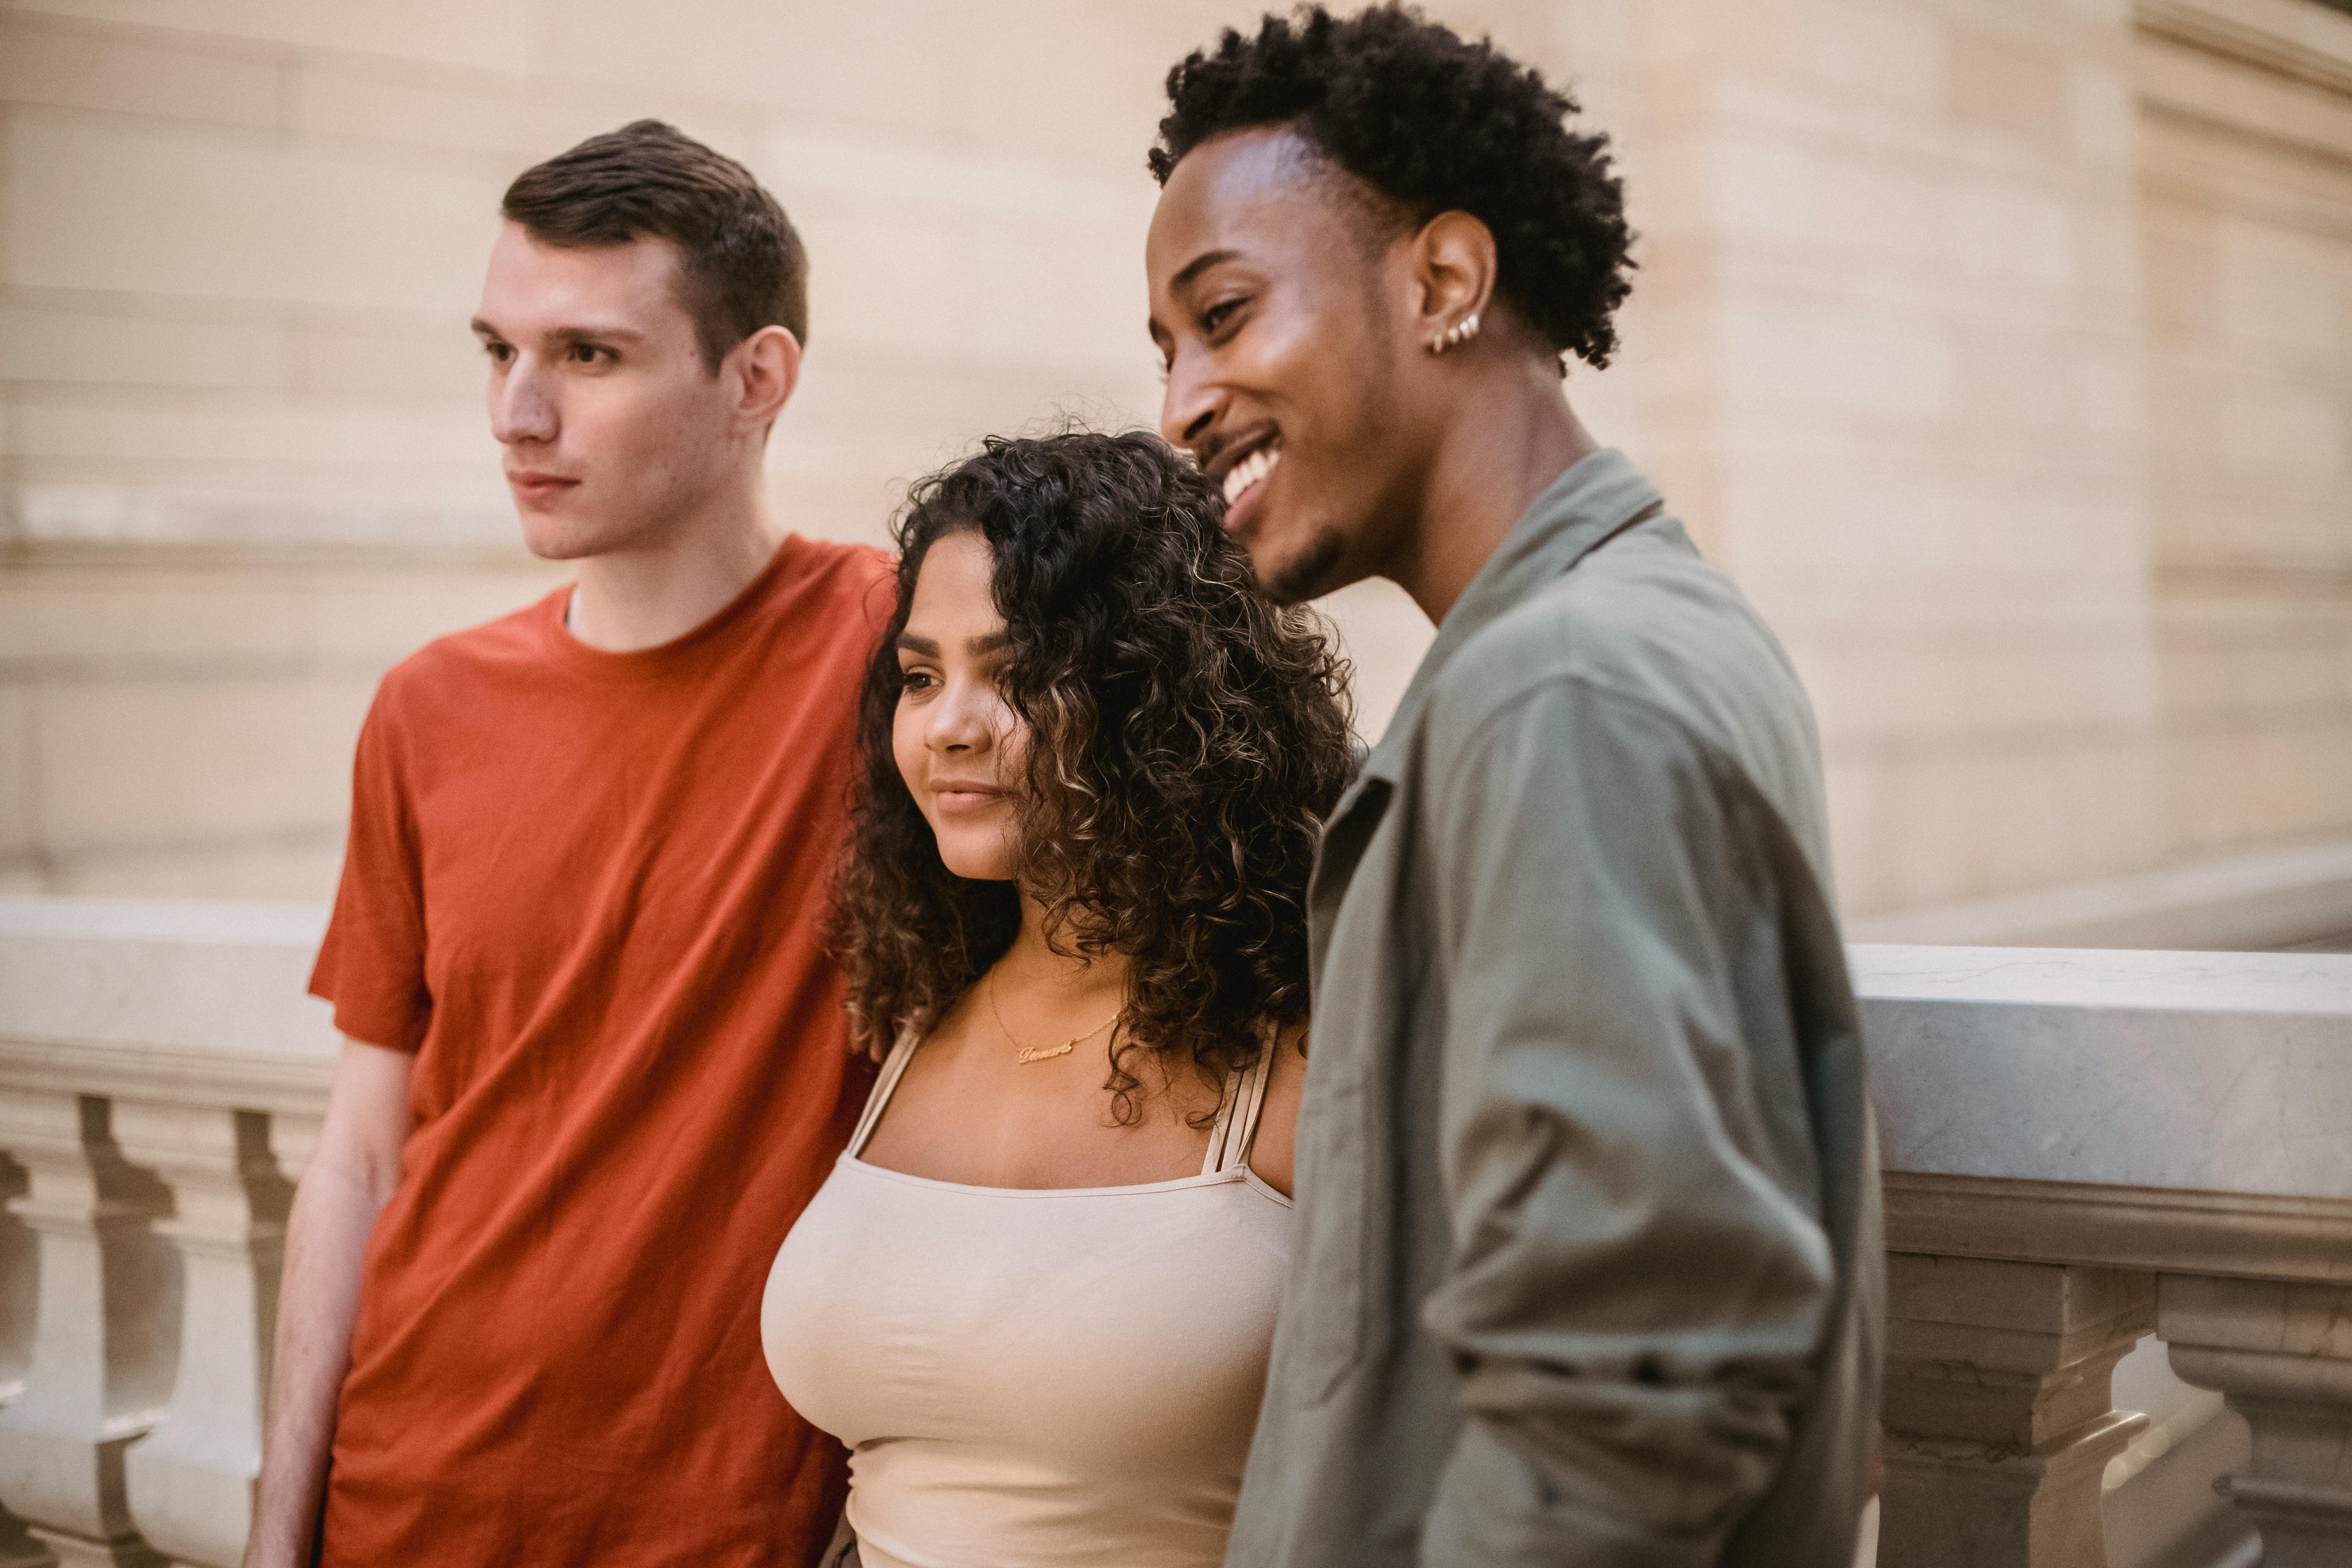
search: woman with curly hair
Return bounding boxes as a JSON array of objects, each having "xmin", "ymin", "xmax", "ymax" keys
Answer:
[
  {"xmin": 760, "ymin": 428, "xmax": 1354, "ymax": 1568},
  {"xmin": 1143, "ymin": 7, "xmax": 1879, "ymax": 1567}
]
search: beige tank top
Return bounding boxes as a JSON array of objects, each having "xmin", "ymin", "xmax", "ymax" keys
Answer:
[{"xmin": 761, "ymin": 1030, "xmax": 1293, "ymax": 1568}]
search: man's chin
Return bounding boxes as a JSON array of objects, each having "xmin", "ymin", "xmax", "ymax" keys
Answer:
[
  {"xmin": 1253, "ymin": 524, "xmax": 1353, "ymax": 606},
  {"xmin": 518, "ymin": 517, "xmax": 611, "ymax": 563}
]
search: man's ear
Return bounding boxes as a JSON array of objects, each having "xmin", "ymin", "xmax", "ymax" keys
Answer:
[
  {"xmin": 731, "ymin": 323, "xmax": 802, "ymax": 432},
  {"xmin": 1408, "ymin": 210, "xmax": 1498, "ymax": 353}
]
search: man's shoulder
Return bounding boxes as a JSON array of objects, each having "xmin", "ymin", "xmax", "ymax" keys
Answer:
[
  {"xmin": 1429, "ymin": 522, "xmax": 1813, "ymax": 769},
  {"xmin": 372, "ymin": 591, "xmax": 560, "ymax": 712},
  {"xmin": 783, "ymin": 532, "xmax": 891, "ymax": 595},
  {"xmin": 789, "ymin": 532, "xmax": 893, "ymax": 582},
  {"xmin": 768, "ymin": 533, "xmax": 895, "ymax": 639}
]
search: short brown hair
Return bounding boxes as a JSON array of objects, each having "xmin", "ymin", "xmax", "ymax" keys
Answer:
[{"xmin": 501, "ymin": 120, "xmax": 809, "ymax": 371}]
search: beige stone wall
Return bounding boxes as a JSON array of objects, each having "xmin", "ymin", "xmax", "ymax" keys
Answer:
[
  {"xmin": 0, "ymin": 0, "xmax": 1262, "ymax": 896},
  {"xmin": 2136, "ymin": 0, "xmax": 2352, "ymax": 865},
  {"xmin": 3, "ymin": 0, "xmax": 2348, "ymax": 926},
  {"xmin": 1636, "ymin": 0, "xmax": 2173, "ymax": 916}
]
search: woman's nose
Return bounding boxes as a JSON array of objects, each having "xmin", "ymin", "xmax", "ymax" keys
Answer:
[{"xmin": 927, "ymin": 682, "xmax": 992, "ymax": 753}]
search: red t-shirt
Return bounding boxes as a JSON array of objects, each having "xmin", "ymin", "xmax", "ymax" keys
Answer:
[{"xmin": 310, "ymin": 535, "xmax": 891, "ymax": 1564}]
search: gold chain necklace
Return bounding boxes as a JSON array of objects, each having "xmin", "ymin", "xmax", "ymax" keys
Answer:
[{"xmin": 988, "ymin": 968, "xmax": 1123, "ymax": 1065}]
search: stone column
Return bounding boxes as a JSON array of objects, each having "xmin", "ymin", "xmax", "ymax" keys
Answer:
[
  {"xmin": 109, "ymin": 1106, "xmax": 294, "ymax": 1568},
  {"xmin": 2161, "ymin": 1274, "xmax": 2352, "ymax": 1566},
  {"xmin": 1879, "ymin": 1253, "xmax": 2154, "ymax": 1567},
  {"xmin": 0, "ymin": 1092, "xmax": 174, "ymax": 1568}
]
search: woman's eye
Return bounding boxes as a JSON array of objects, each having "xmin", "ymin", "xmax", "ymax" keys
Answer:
[
  {"xmin": 898, "ymin": 668, "xmax": 935, "ymax": 692},
  {"xmin": 1202, "ymin": 299, "xmax": 1242, "ymax": 333}
]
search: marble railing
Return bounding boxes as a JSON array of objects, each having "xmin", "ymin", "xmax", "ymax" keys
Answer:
[
  {"xmin": 0, "ymin": 900, "xmax": 331, "ymax": 1568},
  {"xmin": 1861, "ymin": 945, "xmax": 2352, "ymax": 1568},
  {"xmin": 0, "ymin": 899, "xmax": 2345, "ymax": 1567}
]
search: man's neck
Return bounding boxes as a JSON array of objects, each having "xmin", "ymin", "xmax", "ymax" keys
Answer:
[
  {"xmin": 564, "ymin": 492, "xmax": 785, "ymax": 653},
  {"xmin": 1389, "ymin": 367, "xmax": 1598, "ymax": 625}
]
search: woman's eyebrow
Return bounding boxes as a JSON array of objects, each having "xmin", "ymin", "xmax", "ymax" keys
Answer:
[
  {"xmin": 967, "ymin": 633, "xmax": 1010, "ymax": 655},
  {"xmin": 894, "ymin": 633, "xmax": 940, "ymax": 655}
]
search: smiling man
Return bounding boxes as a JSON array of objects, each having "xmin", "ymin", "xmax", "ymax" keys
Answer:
[
  {"xmin": 242, "ymin": 122, "xmax": 887, "ymax": 1566},
  {"xmin": 1146, "ymin": 10, "xmax": 1882, "ymax": 1567}
]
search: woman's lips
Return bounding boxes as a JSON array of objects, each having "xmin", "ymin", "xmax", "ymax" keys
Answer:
[{"xmin": 933, "ymin": 786, "xmax": 1002, "ymax": 814}]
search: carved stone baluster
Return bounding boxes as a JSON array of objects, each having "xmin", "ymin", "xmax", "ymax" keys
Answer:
[
  {"xmin": 1879, "ymin": 1253, "xmax": 2154, "ymax": 1567},
  {"xmin": 2, "ymin": 1152, "xmax": 33, "ymax": 1402},
  {"xmin": 2161, "ymin": 1274, "xmax": 2352, "ymax": 1566},
  {"xmin": 261, "ymin": 1118, "xmax": 320, "ymax": 1192},
  {"xmin": 0, "ymin": 1092, "xmax": 174, "ymax": 1568},
  {"xmin": 0, "ymin": 1152, "xmax": 55, "ymax": 1566},
  {"xmin": 107, "ymin": 1105, "xmax": 293, "ymax": 1568},
  {"xmin": 0, "ymin": 1512, "xmax": 53, "ymax": 1567}
]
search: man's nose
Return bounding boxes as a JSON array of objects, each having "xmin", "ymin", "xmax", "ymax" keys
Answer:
[
  {"xmin": 489, "ymin": 356, "xmax": 558, "ymax": 446},
  {"xmin": 1159, "ymin": 350, "xmax": 1220, "ymax": 454}
]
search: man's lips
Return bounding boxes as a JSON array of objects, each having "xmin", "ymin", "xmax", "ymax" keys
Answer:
[
  {"xmin": 507, "ymin": 471, "xmax": 580, "ymax": 502},
  {"xmin": 1221, "ymin": 443, "xmax": 1281, "ymax": 508},
  {"xmin": 1220, "ymin": 442, "xmax": 1281, "ymax": 538},
  {"xmin": 1202, "ymin": 429, "xmax": 1283, "ymax": 537}
]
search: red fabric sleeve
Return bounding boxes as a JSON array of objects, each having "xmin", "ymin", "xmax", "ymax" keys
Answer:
[{"xmin": 310, "ymin": 688, "xmax": 431, "ymax": 1053}]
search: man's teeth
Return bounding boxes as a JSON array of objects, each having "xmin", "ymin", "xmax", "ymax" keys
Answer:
[{"xmin": 1221, "ymin": 445, "xmax": 1282, "ymax": 506}]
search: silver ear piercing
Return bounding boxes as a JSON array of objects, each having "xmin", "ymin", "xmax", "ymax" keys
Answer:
[{"xmin": 1428, "ymin": 311, "xmax": 1481, "ymax": 355}]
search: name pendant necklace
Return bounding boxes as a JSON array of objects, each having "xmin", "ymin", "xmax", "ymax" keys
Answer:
[{"xmin": 989, "ymin": 968, "xmax": 1123, "ymax": 1065}]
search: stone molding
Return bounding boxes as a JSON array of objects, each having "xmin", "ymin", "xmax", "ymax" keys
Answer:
[
  {"xmin": 1847, "ymin": 840, "xmax": 2352, "ymax": 951},
  {"xmin": 2137, "ymin": 0, "xmax": 2352, "ymax": 100},
  {"xmin": 0, "ymin": 1042, "xmax": 329, "ymax": 1123},
  {"xmin": 1886, "ymin": 1171, "xmax": 2352, "ymax": 1287}
]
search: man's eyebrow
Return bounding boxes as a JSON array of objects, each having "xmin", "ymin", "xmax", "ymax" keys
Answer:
[
  {"xmin": 468, "ymin": 318, "xmax": 647, "ymax": 344},
  {"xmin": 1170, "ymin": 248, "xmax": 1242, "ymax": 294},
  {"xmin": 550, "ymin": 324, "xmax": 646, "ymax": 345}
]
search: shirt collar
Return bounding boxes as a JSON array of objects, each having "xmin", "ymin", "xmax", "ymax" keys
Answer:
[{"xmin": 1357, "ymin": 446, "xmax": 1663, "ymax": 787}]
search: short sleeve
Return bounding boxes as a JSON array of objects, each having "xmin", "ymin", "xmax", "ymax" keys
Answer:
[{"xmin": 309, "ymin": 689, "xmax": 431, "ymax": 1052}]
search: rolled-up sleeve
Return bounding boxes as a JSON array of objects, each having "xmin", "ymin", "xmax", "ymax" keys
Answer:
[{"xmin": 1416, "ymin": 675, "xmax": 1837, "ymax": 1565}]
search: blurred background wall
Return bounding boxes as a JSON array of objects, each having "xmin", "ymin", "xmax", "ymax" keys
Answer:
[{"xmin": 2, "ymin": 0, "xmax": 2349, "ymax": 946}]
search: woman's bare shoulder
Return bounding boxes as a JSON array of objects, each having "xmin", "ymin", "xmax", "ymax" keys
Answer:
[{"xmin": 1247, "ymin": 1020, "xmax": 1308, "ymax": 1200}]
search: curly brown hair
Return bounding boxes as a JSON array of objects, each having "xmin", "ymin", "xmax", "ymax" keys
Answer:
[{"xmin": 830, "ymin": 430, "xmax": 1355, "ymax": 1119}]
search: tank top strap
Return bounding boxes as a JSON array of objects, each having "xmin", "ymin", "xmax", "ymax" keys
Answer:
[
  {"xmin": 1200, "ymin": 1034, "xmax": 1279, "ymax": 1177},
  {"xmin": 847, "ymin": 1024, "xmax": 923, "ymax": 1159}
]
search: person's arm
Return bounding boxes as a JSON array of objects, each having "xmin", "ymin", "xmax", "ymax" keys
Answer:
[
  {"xmin": 243, "ymin": 1040, "xmax": 414, "ymax": 1568},
  {"xmin": 1416, "ymin": 676, "xmax": 1838, "ymax": 1565}
]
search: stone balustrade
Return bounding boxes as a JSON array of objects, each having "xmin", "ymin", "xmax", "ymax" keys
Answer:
[
  {"xmin": 0, "ymin": 900, "xmax": 332, "ymax": 1568},
  {"xmin": 0, "ymin": 898, "xmax": 2345, "ymax": 1565},
  {"xmin": 1862, "ymin": 944, "xmax": 2352, "ymax": 1567}
]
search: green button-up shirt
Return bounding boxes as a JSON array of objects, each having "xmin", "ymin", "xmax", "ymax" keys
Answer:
[{"xmin": 1228, "ymin": 449, "xmax": 1882, "ymax": 1566}]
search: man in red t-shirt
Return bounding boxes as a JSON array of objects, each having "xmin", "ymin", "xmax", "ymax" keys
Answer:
[{"xmin": 244, "ymin": 121, "xmax": 890, "ymax": 1567}]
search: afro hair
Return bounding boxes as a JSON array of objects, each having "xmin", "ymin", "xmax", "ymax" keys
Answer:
[{"xmin": 1149, "ymin": 4, "xmax": 1635, "ymax": 370}]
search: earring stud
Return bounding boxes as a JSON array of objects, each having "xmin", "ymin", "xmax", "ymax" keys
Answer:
[{"xmin": 1427, "ymin": 311, "xmax": 1482, "ymax": 355}]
